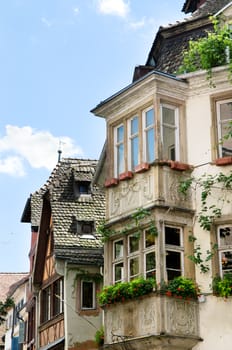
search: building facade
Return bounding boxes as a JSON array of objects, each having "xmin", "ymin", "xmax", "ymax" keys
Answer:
[{"xmin": 91, "ymin": 1, "xmax": 232, "ymax": 349}]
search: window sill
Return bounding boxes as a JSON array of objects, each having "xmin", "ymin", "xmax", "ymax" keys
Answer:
[
  {"xmin": 170, "ymin": 161, "xmax": 192, "ymax": 171},
  {"xmin": 215, "ymin": 157, "xmax": 232, "ymax": 166},
  {"xmin": 104, "ymin": 178, "xmax": 119, "ymax": 187},
  {"xmin": 119, "ymin": 171, "xmax": 133, "ymax": 181},
  {"xmin": 134, "ymin": 162, "xmax": 150, "ymax": 173}
]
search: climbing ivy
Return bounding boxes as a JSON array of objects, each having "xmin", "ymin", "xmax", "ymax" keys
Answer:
[
  {"xmin": 97, "ymin": 207, "xmax": 158, "ymax": 242},
  {"xmin": 188, "ymin": 235, "xmax": 218, "ymax": 273},
  {"xmin": 179, "ymin": 172, "xmax": 232, "ymax": 231}
]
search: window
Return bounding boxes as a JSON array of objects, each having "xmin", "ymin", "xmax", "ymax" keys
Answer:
[
  {"xmin": 74, "ymin": 180, "xmax": 91, "ymax": 198},
  {"xmin": 76, "ymin": 220, "xmax": 95, "ymax": 239},
  {"xmin": 218, "ymin": 226, "xmax": 232, "ymax": 277},
  {"xmin": 81, "ymin": 281, "xmax": 95, "ymax": 309},
  {"xmin": 113, "ymin": 239, "xmax": 124, "ymax": 282},
  {"xmin": 128, "ymin": 234, "xmax": 140, "ymax": 280},
  {"xmin": 40, "ymin": 278, "xmax": 64, "ymax": 324},
  {"xmin": 128, "ymin": 116, "xmax": 139, "ymax": 170},
  {"xmin": 114, "ymin": 125, "xmax": 125, "ymax": 177},
  {"xmin": 144, "ymin": 229, "xmax": 156, "ymax": 278},
  {"xmin": 112, "ymin": 103, "xmax": 182, "ymax": 177},
  {"xmin": 216, "ymin": 99, "xmax": 232, "ymax": 157},
  {"xmin": 165, "ymin": 226, "xmax": 184, "ymax": 281},
  {"xmin": 143, "ymin": 107, "xmax": 155, "ymax": 163},
  {"xmin": 161, "ymin": 104, "xmax": 179, "ymax": 161}
]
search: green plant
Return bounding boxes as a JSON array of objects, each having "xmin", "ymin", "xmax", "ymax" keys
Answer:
[
  {"xmin": 212, "ymin": 274, "xmax": 232, "ymax": 298},
  {"xmin": 97, "ymin": 277, "xmax": 156, "ymax": 306},
  {"xmin": 188, "ymin": 235, "xmax": 218, "ymax": 273},
  {"xmin": 179, "ymin": 172, "xmax": 232, "ymax": 231},
  {"xmin": 178, "ymin": 18, "xmax": 232, "ymax": 86},
  {"xmin": 163, "ymin": 276, "xmax": 200, "ymax": 299},
  {"xmin": 97, "ymin": 207, "xmax": 158, "ymax": 242},
  {"xmin": 0, "ymin": 297, "xmax": 14, "ymax": 325},
  {"xmin": 95, "ymin": 326, "xmax": 104, "ymax": 347}
]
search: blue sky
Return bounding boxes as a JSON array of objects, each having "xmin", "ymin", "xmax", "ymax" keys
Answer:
[{"xmin": 0, "ymin": 0, "xmax": 187, "ymax": 272}]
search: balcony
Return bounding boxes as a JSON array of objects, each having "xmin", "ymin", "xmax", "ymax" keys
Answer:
[
  {"xmin": 107, "ymin": 163, "xmax": 193, "ymax": 221},
  {"xmin": 103, "ymin": 293, "xmax": 200, "ymax": 350}
]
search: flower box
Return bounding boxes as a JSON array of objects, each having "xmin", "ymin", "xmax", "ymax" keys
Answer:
[
  {"xmin": 170, "ymin": 161, "xmax": 192, "ymax": 171},
  {"xmin": 104, "ymin": 178, "xmax": 119, "ymax": 188},
  {"xmin": 215, "ymin": 157, "xmax": 232, "ymax": 166},
  {"xmin": 134, "ymin": 162, "xmax": 150, "ymax": 173},
  {"xmin": 119, "ymin": 171, "xmax": 133, "ymax": 181}
]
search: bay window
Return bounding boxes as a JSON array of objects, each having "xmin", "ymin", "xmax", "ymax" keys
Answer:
[
  {"xmin": 216, "ymin": 99, "xmax": 232, "ymax": 157},
  {"xmin": 41, "ymin": 278, "xmax": 64, "ymax": 324},
  {"xmin": 112, "ymin": 224, "xmax": 183, "ymax": 283},
  {"xmin": 113, "ymin": 102, "xmax": 181, "ymax": 177}
]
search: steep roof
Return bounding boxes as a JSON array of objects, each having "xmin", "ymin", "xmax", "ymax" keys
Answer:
[
  {"xmin": 30, "ymin": 158, "xmax": 105, "ymax": 267},
  {"xmin": 182, "ymin": 0, "xmax": 230, "ymax": 15},
  {"xmin": 143, "ymin": 0, "xmax": 231, "ymax": 76}
]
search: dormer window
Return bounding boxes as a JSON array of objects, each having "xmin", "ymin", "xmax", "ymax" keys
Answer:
[
  {"xmin": 74, "ymin": 180, "xmax": 91, "ymax": 198},
  {"xmin": 76, "ymin": 220, "xmax": 95, "ymax": 239}
]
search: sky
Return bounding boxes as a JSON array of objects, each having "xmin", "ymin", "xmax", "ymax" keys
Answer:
[{"xmin": 0, "ymin": 0, "xmax": 188, "ymax": 272}]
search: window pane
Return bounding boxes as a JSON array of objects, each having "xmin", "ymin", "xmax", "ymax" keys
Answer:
[
  {"xmin": 131, "ymin": 116, "xmax": 138, "ymax": 134},
  {"xmin": 146, "ymin": 129, "xmax": 155, "ymax": 162},
  {"xmin": 129, "ymin": 235, "xmax": 139, "ymax": 253},
  {"xmin": 115, "ymin": 262, "xmax": 124, "ymax": 282},
  {"xmin": 166, "ymin": 250, "xmax": 181, "ymax": 280},
  {"xmin": 144, "ymin": 108, "xmax": 155, "ymax": 163},
  {"xmin": 53, "ymin": 279, "xmax": 63, "ymax": 316},
  {"xmin": 82, "ymin": 281, "xmax": 94, "ymax": 309},
  {"xmin": 129, "ymin": 257, "xmax": 139, "ymax": 279},
  {"xmin": 165, "ymin": 226, "xmax": 181, "ymax": 246},
  {"xmin": 146, "ymin": 252, "xmax": 156, "ymax": 278},
  {"xmin": 114, "ymin": 240, "xmax": 124, "ymax": 259},
  {"xmin": 131, "ymin": 136, "xmax": 139, "ymax": 168},
  {"xmin": 146, "ymin": 109, "xmax": 154, "ymax": 127},
  {"xmin": 163, "ymin": 126, "xmax": 175, "ymax": 160},
  {"xmin": 218, "ymin": 101, "xmax": 232, "ymax": 156},
  {"xmin": 117, "ymin": 125, "xmax": 124, "ymax": 142},
  {"xmin": 162, "ymin": 106, "xmax": 175, "ymax": 125},
  {"xmin": 118, "ymin": 143, "xmax": 124, "ymax": 174},
  {"xmin": 145, "ymin": 230, "xmax": 155, "ymax": 248},
  {"xmin": 219, "ymin": 226, "xmax": 232, "ymax": 246},
  {"xmin": 221, "ymin": 251, "xmax": 232, "ymax": 276}
]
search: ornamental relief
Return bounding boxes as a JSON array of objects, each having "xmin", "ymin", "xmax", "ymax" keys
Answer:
[
  {"xmin": 109, "ymin": 174, "xmax": 154, "ymax": 217},
  {"xmin": 166, "ymin": 299, "xmax": 198, "ymax": 336}
]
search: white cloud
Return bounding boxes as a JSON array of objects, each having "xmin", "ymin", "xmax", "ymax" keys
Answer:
[
  {"xmin": 97, "ymin": 0, "xmax": 129, "ymax": 18},
  {"xmin": 73, "ymin": 7, "xmax": 80, "ymax": 16},
  {"xmin": 129, "ymin": 17, "xmax": 145, "ymax": 29},
  {"xmin": 0, "ymin": 156, "xmax": 25, "ymax": 177},
  {"xmin": 41, "ymin": 17, "xmax": 52, "ymax": 27},
  {"xmin": 0, "ymin": 125, "xmax": 83, "ymax": 176}
]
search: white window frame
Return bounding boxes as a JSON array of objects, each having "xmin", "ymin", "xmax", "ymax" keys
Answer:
[
  {"xmin": 81, "ymin": 280, "xmax": 96, "ymax": 310},
  {"xmin": 113, "ymin": 238, "xmax": 124, "ymax": 283},
  {"xmin": 128, "ymin": 115, "xmax": 139, "ymax": 170},
  {"xmin": 142, "ymin": 107, "xmax": 155, "ymax": 163},
  {"xmin": 143, "ymin": 229, "xmax": 156, "ymax": 278},
  {"xmin": 164, "ymin": 225, "xmax": 184, "ymax": 281},
  {"xmin": 217, "ymin": 225, "xmax": 232, "ymax": 277},
  {"xmin": 114, "ymin": 124, "xmax": 125, "ymax": 177},
  {"xmin": 216, "ymin": 99, "xmax": 232, "ymax": 158},
  {"xmin": 161, "ymin": 103, "xmax": 180, "ymax": 161}
]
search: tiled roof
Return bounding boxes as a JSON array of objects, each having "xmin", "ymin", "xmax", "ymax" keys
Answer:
[
  {"xmin": 31, "ymin": 158, "xmax": 105, "ymax": 265},
  {"xmin": 0, "ymin": 273, "xmax": 28, "ymax": 299},
  {"xmin": 192, "ymin": 0, "xmax": 231, "ymax": 17},
  {"xmin": 144, "ymin": 0, "xmax": 231, "ymax": 75}
]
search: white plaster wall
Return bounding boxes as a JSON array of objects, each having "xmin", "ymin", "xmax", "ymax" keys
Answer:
[
  {"xmin": 64, "ymin": 265, "xmax": 102, "ymax": 348},
  {"xmin": 194, "ymin": 296, "xmax": 232, "ymax": 350}
]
